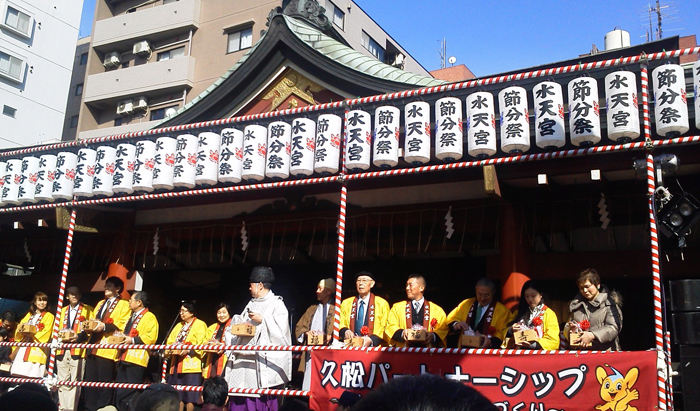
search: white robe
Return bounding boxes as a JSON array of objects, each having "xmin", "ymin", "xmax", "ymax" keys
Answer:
[{"xmin": 224, "ymin": 291, "xmax": 292, "ymax": 391}]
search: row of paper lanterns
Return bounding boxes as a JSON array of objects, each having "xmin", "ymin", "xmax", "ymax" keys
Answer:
[{"xmin": 0, "ymin": 64, "xmax": 698, "ymax": 207}]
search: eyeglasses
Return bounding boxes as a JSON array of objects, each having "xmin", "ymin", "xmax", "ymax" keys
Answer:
[{"xmin": 356, "ymin": 279, "xmax": 372, "ymax": 284}]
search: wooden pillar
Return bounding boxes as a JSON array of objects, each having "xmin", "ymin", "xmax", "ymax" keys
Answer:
[{"xmin": 499, "ymin": 202, "xmax": 532, "ymax": 310}]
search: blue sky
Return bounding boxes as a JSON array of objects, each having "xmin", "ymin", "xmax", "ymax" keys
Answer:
[{"xmin": 80, "ymin": 0, "xmax": 698, "ymax": 76}]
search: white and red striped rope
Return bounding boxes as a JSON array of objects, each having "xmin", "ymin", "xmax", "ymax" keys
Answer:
[
  {"xmin": 1, "ymin": 136, "xmax": 699, "ymax": 216},
  {"xmin": 640, "ymin": 63, "xmax": 667, "ymax": 411},
  {"xmin": 161, "ymin": 358, "xmax": 168, "ymax": 383},
  {"xmin": 46, "ymin": 208, "xmax": 78, "ymax": 377},
  {"xmin": 1, "ymin": 46, "xmax": 698, "ymax": 160},
  {"xmin": 332, "ymin": 185, "xmax": 348, "ymax": 341}
]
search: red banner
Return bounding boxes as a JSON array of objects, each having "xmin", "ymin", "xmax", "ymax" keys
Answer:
[{"xmin": 310, "ymin": 350, "xmax": 658, "ymax": 410}]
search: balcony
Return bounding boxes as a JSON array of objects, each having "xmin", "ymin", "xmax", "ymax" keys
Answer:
[
  {"xmin": 92, "ymin": 0, "xmax": 201, "ymax": 51},
  {"xmin": 83, "ymin": 55, "xmax": 195, "ymax": 103}
]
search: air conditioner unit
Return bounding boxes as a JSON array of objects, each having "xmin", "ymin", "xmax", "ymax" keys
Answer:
[
  {"xmin": 103, "ymin": 51, "xmax": 121, "ymax": 68},
  {"xmin": 133, "ymin": 40, "xmax": 151, "ymax": 56},
  {"xmin": 133, "ymin": 96, "xmax": 148, "ymax": 112},
  {"xmin": 117, "ymin": 99, "xmax": 134, "ymax": 115}
]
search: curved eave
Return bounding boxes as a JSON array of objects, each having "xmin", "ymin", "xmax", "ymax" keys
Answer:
[{"xmin": 159, "ymin": 15, "xmax": 444, "ymax": 127}]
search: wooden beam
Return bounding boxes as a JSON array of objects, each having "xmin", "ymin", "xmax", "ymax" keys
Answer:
[{"xmin": 483, "ymin": 165, "xmax": 501, "ymax": 199}]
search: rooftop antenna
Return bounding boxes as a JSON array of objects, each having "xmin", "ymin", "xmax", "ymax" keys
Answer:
[{"xmin": 439, "ymin": 38, "xmax": 446, "ymax": 69}]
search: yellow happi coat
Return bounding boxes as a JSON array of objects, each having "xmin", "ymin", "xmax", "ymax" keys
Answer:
[
  {"xmin": 386, "ymin": 300, "xmax": 448, "ymax": 347},
  {"xmin": 57, "ymin": 303, "xmax": 94, "ymax": 358},
  {"xmin": 508, "ymin": 307, "xmax": 560, "ymax": 351},
  {"xmin": 120, "ymin": 310, "xmax": 159, "ymax": 367},
  {"xmin": 202, "ymin": 319, "xmax": 231, "ymax": 378},
  {"xmin": 92, "ymin": 298, "xmax": 131, "ymax": 361},
  {"xmin": 14, "ymin": 311, "xmax": 55, "ymax": 364},
  {"xmin": 339, "ymin": 294, "xmax": 390, "ymax": 344},
  {"xmin": 166, "ymin": 318, "xmax": 207, "ymax": 374},
  {"xmin": 444, "ymin": 298, "xmax": 513, "ymax": 343}
]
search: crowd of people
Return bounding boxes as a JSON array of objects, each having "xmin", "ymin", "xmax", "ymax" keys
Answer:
[{"xmin": 0, "ymin": 266, "xmax": 622, "ymax": 410}]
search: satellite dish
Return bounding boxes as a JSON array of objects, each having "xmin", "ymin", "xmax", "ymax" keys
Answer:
[
  {"xmin": 165, "ymin": 108, "xmax": 178, "ymax": 118},
  {"xmin": 448, "ymin": 56, "xmax": 457, "ymax": 65}
]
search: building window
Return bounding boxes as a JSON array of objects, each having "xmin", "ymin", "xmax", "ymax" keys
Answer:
[
  {"xmin": 0, "ymin": 50, "xmax": 24, "ymax": 82},
  {"xmin": 157, "ymin": 46, "xmax": 185, "ymax": 61},
  {"xmin": 150, "ymin": 105, "xmax": 177, "ymax": 121},
  {"xmin": 114, "ymin": 117, "xmax": 123, "ymax": 126},
  {"xmin": 2, "ymin": 5, "xmax": 31, "ymax": 38},
  {"xmin": 75, "ymin": 83, "xmax": 83, "ymax": 96},
  {"xmin": 79, "ymin": 53, "xmax": 88, "ymax": 65},
  {"xmin": 69, "ymin": 115, "xmax": 79, "ymax": 128},
  {"xmin": 3, "ymin": 105, "xmax": 16, "ymax": 118},
  {"xmin": 361, "ymin": 31, "xmax": 385, "ymax": 62},
  {"xmin": 227, "ymin": 27, "xmax": 253, "ymax": 53},
  {"xmin": 163, "ymin": 0, "xmax": 179, "ymax": 4},
  {"xmin": 332, "ymin": 5, "xmax": 344, "ymax": 29}
]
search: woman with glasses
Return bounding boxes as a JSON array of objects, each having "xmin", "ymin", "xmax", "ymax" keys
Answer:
[
  {"xmin": 567, "ymin": 268, "xmax": 623, "ymax": 351},
  {"xmin": 166, "ymin": 301, "xmax": 208, "ymax": 411}
]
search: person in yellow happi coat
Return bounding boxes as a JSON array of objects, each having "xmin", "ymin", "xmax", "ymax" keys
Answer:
[
  {"xmin": 202, "ymin": 302, "xmax": 233, "ymax": 379},
  {"xmin": 56, "ymin": 286, "xmax": 94, "ymax": 411},
  {"xmin": 444, "ymin": 278, "xmax": 513, "ymax": 348},
  {"xmin": 166, "ymin": 300, "xmax": 208, "ymax": 411},
  {"xmin": 386, "ymin": 274, "xmax": 447, "ymax": 348},
  {"xmin": 339, "ymin": 271, "xmax": 390, "ymax": 347},
  {"xmin": 11, "ymin": 291, "xmax": 55, "ymax": 378},
  {"xmin": 82, "ymin": 276, "xmax": 131, "ymax": 411},
  {"xmin": 115, "ymin": 291, "xmax": 160, "ymax": 411},
  {"xmin": 506, "ymin": 280, "xmax": 560, "ymax": 351}
]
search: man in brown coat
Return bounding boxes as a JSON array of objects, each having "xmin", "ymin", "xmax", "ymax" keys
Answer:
[{"xmin": 294, "ymin": 278, "xmax": 336, "ymax": 390}]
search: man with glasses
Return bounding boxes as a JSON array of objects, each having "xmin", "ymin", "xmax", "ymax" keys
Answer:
[{"xmin": 339, "ymin": 271, "xmax": 390, "ymax": 347}]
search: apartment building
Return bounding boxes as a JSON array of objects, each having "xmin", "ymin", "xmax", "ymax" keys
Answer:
[
  {"xmin": 0, "ymin": 0, "xmax": 84, "ymax": 149},
  {"xmin": 77, "ymin": 0, "xmax": 431, "ymax": 140}
]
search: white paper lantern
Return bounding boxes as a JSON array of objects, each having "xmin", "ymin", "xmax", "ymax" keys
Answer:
[
  {"xmin": 113, "ymin": 143, "xmax": 136, "ymax": 194},
  {"xmin": 373, "ymin": 106, "xmax": 400, "ymax": 168},
  {"xmin": 652, "ymin": 64, "xmax": 689, "ymax": 137},
  {"xmin": 694, "ymin": 60, "xmax": 700, "ymax": 130},
  {"xmin": 290, "ymin": 118, "xmax": 316, "ymax": 177},
  {"xmin": 92, "ymin": 146, "xmax": 116, "ymax": 197},
  {"xmin": 0, "ymin": 161, "xmax": 5, "ymax": 206},
  {"xmin": 172, "ymin": 134, "xmax": 198, "ymax": 189},
  {"xmin": 73, "ymin": 148, "xmax": 96, "ymax": 198},
  {"xmin": 241, "ymin": 125, "xmax": 267, "ymax": 182},
  {"xmin": 345, "ymin": 109, "xmax": 372, "ymax": 171},
  {"xmin": 18, "ymin": 156, "xmax": 40, "ymax": 203},
  {"xmin": 403, "ymin": 102, "xmax": 431, "ymax": 165},
  {"xmin": 498, "ymin": 87, "xmax": 530, "ymax": 154},
  {"xmin": 466, "ymin": 92, "xmax": 497, "ymax": 159},
  {"xmin": 265, "ymin": 121, "xmax": 291, "ymax": 180},
  {"xmin": 153, "ymin": 137, "xmax": 177, "ymax": 190},
  {"xmin": 434, "ymin": 97, "xmax": 464, "ymax": 161},
  {"xmin": 568, "ymin": 77, "xmax": 601, "ymax": 147},
  {"xmin": 604, "ymin": 71, "xmax": 640, "ymax": 142},
  {"xmin": 133, "ymin": 140, "xmax": 157, "ymax": 192},
  {"xmin": 52, "ymin": 152, "xmax": 78, "ymax": 201},
  {"xmin": 195, "ymin": 132, "xmax": 221, "ymax": 186},
  {"xmin": 314, "ymin": 114, "xmax": 341, "ymax": 175},
  {"xmin": 218, "ymin": 128, "xmax": 244, "ymax": 183},
  {"xmin": 1, "ymin": 159, "xmax": 22, "ymax": 205},
  {"xmin": 532, "ymin": 81, "xmax": 566, "ymax": 149},
  {"xmin": 35, "ymin": 155, "xmax": 56, "ymax": 202}
]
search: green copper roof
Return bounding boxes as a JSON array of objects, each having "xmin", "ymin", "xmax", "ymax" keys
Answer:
[{"xmin": 156, "ymin": 15, "xmax": 444, "ymax": 126}]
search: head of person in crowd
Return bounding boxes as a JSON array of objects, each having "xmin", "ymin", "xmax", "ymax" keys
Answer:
[
  {"xmin": 475, "ymin": 278, "xmax": 496, "ymax": 308},
  {"xmin": 0, "ymin": 382, "xmax": 58, "ymax": 411},
  {"xmin": 406, "ymin": 274, "xmax": 426, "ymax": 302},
  {"xmin": 104, "ymin": 276, "xmax": 125, "ymax": 300},
  {"xmin": 201, "ymin": 376, "xmax": 228, "ymax": 410},
  {"xmin": 180, "ymin": 301, "xmax": 197, "ymax": 323},
  {"xmin": 133, "ymin": 383, "xmax": 180, "ymax": 411},
  {"xmin": 1, "ymin": 310, "xmax": 17, "ymax": 334},
  {"xmin": 30, "ymin": 291, "xmax": 50, "ymax": 314},
  {"xmin": 129, "ymin": 291, "xmax": 149, "ymax": 312},
  {"xmin": 316, "ymin": 278, "xmax": 335, "ymax": 304},
  {"xmin": 352, "ymin": 373, "xmax": 497, "ymax": 411},
  {"xmin": 516, "ymin": 280, "xmax": 548, "ymax": 316},
  {"xmin": 278, "ymin": 399, "xmax": 310, "ymax": 411},
  {"xmin": 65, "ymin": 286, "xmax": 81, "ymax": 308},
  {"xmin": 216, "ymin": 302, "xmax": 232, "ymax": 325},
  {"xmin": 577, "ymin": 268, "xmax": 601, "ymax": 302},
  {"xmin": 249, "ymin": 266, "xmax": 275, "ymax": 298},
  {"xmin": 330, "ymin": 390, "xmax": 362, "ymax": 411},
  {"xmin": 355, "ymin": 271, "xmax": 375, "ymax": 299},
  {"xmin": 0, "ymin": 327, "xmax": 8, "ymax": 343}
]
